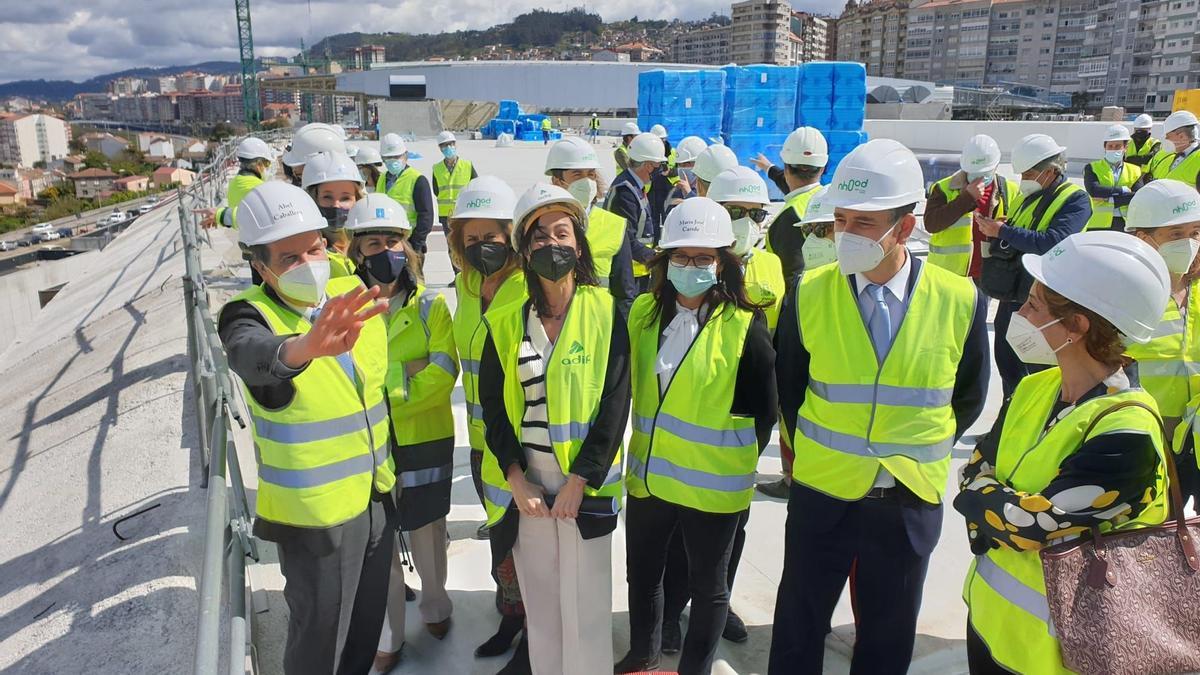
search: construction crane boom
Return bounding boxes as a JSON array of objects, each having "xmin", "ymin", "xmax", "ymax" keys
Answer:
[{"xmin": 235, "ymin": 0, "xmax": 261, "ymax": 129}]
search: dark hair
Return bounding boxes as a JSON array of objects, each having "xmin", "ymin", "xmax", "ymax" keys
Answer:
[
  {"xmin": 516, "ymin": 210, "xmax": 599, "ymax": 317},
  {"xmin": 785, "ymin": 164, "xmax": 823, "ymax": 181},
  {"xmin": 892, "ymin": 203, "xmax": 918, "ymax": 221},
  {"xmin": 246, "ymin": 243, "xmax": 270, "ymax": 265},
  {"xmin": 1042, "ymin": 286, "xmax": 1129, "ymax": 370},
  {"xmin": 642, "ymin": 247, "xmax": 768, "ymax": 328}
]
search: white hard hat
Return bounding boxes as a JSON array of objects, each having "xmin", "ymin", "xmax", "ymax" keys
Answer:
[
  {"xmin": 621, "ymin": 122, "xmax": 641, "ymax": 136},
  {"xmin": 708, "ymin": 166, "xmax": 770, "ymax": 205},
  {"xmin": 354, "ymin": 145, "xmax": 383, "ymax": 166},
  {"xmin": 659, "ymin": 197, "xmax": 734, "ymax": 249},
  {"xmin": 451, "ymin": 175, "xmax": 517, "ymax": 222},
  {"xmin": 781, "ymin": 127, "xmax": 829, "ymax": 167},
  {"xmin": 380, "ymin": 133, "xmax": 408, "ymax": 158},
  {"xmin": 628, "ymin": 133, "xmax": 667, "ymax": 164},
  {"xmin": 959, "ymin": 134, "xmax": 1001, "ymax": 174},
  {"xmin": 1011, "ymin": 133, "xmax": 1067, "ymax": 174},
  {"xmin": 1125, "ymin": 179, "xmax": 1200, "ymax": 232},
  {"xmin": 301, "ymin": 151, "xmax": 365, "ymax": 189},
  {"xmin": 345, "ymin": 143, "xmax": 359, "ymax": 158},
  {"xmin": 345, "ymin": 193, "xmax": 412, "ymax": 234},
  {"xmin": 1134, "ymin": 114, "xmax": 1154, "ymax": 130},
  {"xmin": 673, "ymin": 136, "xmax": 708, "ymax": 165},
  {"xmin": 800, "ymin": 186, "xmax": 835, "ymax": 224},
  {"xmin": 513, "ymin": 183, "xmax": 586, "ymax": 241},
  {"xmin": 823, "ymin": 139, "xmax": 925, "ymax": 212},
  {"xmin": 1022, "ymin": 231, "xmax": 1169, "ymax": 344},
  {"xmin": 436, "ymin": 130, "xmax": 456, "ymax": 146},
  {"xmin": 236, "ymin": 137, "xmax": 275, "ymax": 161},
  {"xmin": 282, "ymin": 123, "xmax": 346, "ymax": 166},
  {"xmin": 236, "ymin": 182, "xmax": 327, "ymax": 246},
  {"xmin": 693, "ymin": 144, "xmax": 739, "ymax": 183},
  {"xmin": 1164, "ymin": 111, "xmax": 1199, "ymax": 135},
  {"xmin": 650, "ymin": 124, "xmax": 668, "ymax": 139},
  {"xmin": 1103, "ymin": 124, "xmax": 1132, "ymax": 143},
  {"xmin": 332, "ymin": 124, "xmax": 347, "ymax": 139},
  {"xmin": 545, "ymin": 137, "xmax": 600, "ymax": 174}
]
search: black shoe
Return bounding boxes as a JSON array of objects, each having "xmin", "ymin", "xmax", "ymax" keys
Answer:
[
  {"xmin": 662, "ymin": 618, "xmax": 682, "ymax": 655},
  {"xmin": 476, "ymin": 614, "xmax": 523, "ymax": 658},
  {"xmin": 722, "ymin": 609, "xmax": 749, "ymax": 643},
  {"xmin": 497, "ymin": 633, "xmax": 531, "ymax": 675},
  {"xmin": 755, "ymin": 478, "xmax": 791, "ymax": 500},
  {"xmin": 613, "ymin": 651, "xmax": 660, "ymax": 674},
  {"xmin": 476, "ymin": 522, "xmax": 491, "ymax": 540},
  {"xmin": 404, "ymin": 584, "xmax": 416, "ymax": 602}
]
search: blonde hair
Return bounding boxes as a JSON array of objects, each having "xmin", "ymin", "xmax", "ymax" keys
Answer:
[
  {"xmin": 446, "ymin": 217, "xmax": 520, "ymax": 294},
  {"xmin": 306, "ymin": 181, "xmax": 367, "ymax": 204}
]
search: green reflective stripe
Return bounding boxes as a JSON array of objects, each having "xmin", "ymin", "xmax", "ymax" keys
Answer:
[
  {"xmin": 548, "ymin": 420, "xmax": 591, "ymax": 445},
  {"xmin": 1150, "ymin": 318, "xmax": 1185, "ymax": 339},
  {"xmin": 928, "ymin": 243, "xmax": 972, "ymax": 255},
  {"xmin": 398, "ymin": 463, "xmax": 453, "ymax": 488},
  {"xmin": 461, "ymin": 358, "xmax": 480, "ymax": 376},
  {"xmin": 798, "ymin": 416, "xmax": 953, "ymax": 462},
  {"xmin": 1136, "ymin": 360, "xmax": 1200, "ymax": 377},
  {"xmin": 253, "ymin": 399, "xmax": 388, "ymax": 444},
  {"xmin": 636, "ymin": 412, "xmax": 754, "ymax": 448},
  {"xmin": 809, "ymin": 379, "xmax": 954, "ymax": 408},
  {"xmin": 975, "ymin": 556, "xmax": 1055, "ymax": 633},
  {"xmin": 645, "ymin": 455, "xmax": 756, "ymax": 493},
  {"xmin": 483, "ymin": 483, "xmax": 511, "ymax": 509},
  {"xmin": 429, "ymin": 351, "xmax": 458, "ymax": 377},
  {"xmin": 259, "ymin": 441, "xmax": 389, "ymax": 489}
]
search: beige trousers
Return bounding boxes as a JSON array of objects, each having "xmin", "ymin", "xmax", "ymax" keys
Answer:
[
  {"xmin": 512, "ymin": 450, "xmax": 614, "ymax": 675},
  {"xmin": 376, "ymin": 517, "xmax": 453, "ymax": 653}
]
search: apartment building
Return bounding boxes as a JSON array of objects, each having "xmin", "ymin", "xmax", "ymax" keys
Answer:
[
  {"xmin": 905, "ymin": 0, "xmax": 992, "ymax": 87},
  {"xmin": 672, "ymin": 24, "xmax": 733, "ymax": 65},
  {"xmin": 836, "ymin": 0, "xmax": 909, "ymax": 77},
  {"xmin": 0, "ymin": 113, "xmax": 72, "ymax": 168},
  {"xmin": 792, "ymin": 12, "xmax": 832, "ymax": 62},
  {"xmin": 1141, "ymin": 0, "xmax": 1200, "ymax": 114},
  {"xmin": 731, "ymin": 0, "xmax": 797, "ymax": 65}
]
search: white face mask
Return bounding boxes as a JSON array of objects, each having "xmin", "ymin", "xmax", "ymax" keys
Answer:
[
  {"xmin": 1006, "ymin": 313, "xmax": 1069, "ymax": 365},
  {"xmin": 731, "ymin": 217, "xmax": 757, "ymax": 256},
  {"xmin": 835, "ymin": 221, "xmax": 897, "ymax": 275},
  {"xmin": 1019, "ymin": 179, "xmax": 1044, "ymax": 196},
  {"xmin": 267, "ymin": 260, "xmax": 331, "ymax": 306},
  {"xmin": 802, "ymin": 234, "xmax": 838, "ymax": 268},
  {"xmin": 1157, "ymin": 238, "xmax": 1200, "ymax": 276},
  {"xmin": 566, "ymin": 177, "xmax": 598, "ymax": 208}
]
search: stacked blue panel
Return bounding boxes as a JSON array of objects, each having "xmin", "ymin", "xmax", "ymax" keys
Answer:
[
  {"xmin": 638, "ymin": 69, "xmax": 726, "ymax": 141},
  {"xmin": 723, "ymin": 133, "xmax": 791, "ymax": 201},
  {"xmin": 721, "ymin": 65, "xmax": 799, "ymax": 135},
  {"xmin": 793, "ymin": 62, "xmax": 870, "ymax": 183}
]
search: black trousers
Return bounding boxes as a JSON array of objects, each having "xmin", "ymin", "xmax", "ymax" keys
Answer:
[
  {"xmin": 276, "ymin": 496, "xmax": 394, "ymax": 675},
  {"xmin": 769, "ymin": 483, "xmax": 941, "ymax": 675},
  {"xmin": 663, "ymin": 508, "xmax": 750, "ymax": 623},
  {"xmin": 625, "ymin": 495, "xmax": 740, "ymax": 675}
]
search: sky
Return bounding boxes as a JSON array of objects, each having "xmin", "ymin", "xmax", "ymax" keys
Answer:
[{"xmin": 0, "ymin": 0, "xmax": 842, "ymax": 85}]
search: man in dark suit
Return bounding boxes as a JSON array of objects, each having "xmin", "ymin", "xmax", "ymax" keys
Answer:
[{"xmin": 769, "ymin": 139, "xmax": 989, "ymax": 674}]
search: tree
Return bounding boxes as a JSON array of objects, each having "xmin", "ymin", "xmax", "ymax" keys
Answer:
[
  {"xmin": 1071, "ymin": 91, "xmax": 1090, "ymax": 113},
  {"xmin": 83, "ymin": 151, "xmax": 109, "ymax": 169},
  {"xmin": 261, "ymin": 117, "xmax": 291, "ymax": 131},
  {"xmin": 210, "ymin": 121, "xmax": 236, "ymax": 141},
  {"xmin": 37, "ymin": 185, "xmax": 62, "ymax": 201},
  {"xmin": 68, "ymin": 137, "xmax": 87, "ymax": 154},
  {"xmin": 32, "ymin": 160, "xmax": 46, "ymax": 170}
]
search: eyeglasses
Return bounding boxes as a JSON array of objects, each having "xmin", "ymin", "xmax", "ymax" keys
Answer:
[
  {"xmin": 802, "ymin": 222, "xmax": 832, "ymax": 238},
  {"xmin": 668, "ymin": 252, "xmax": 717, "ymax": 268},
  {"xmin": 725, "ymin": 206, "xmax": 769, "ymax": 224}
]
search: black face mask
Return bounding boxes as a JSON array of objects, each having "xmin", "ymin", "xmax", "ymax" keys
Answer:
[
  {"xmin": 529, "ymin": 245, "xmax": 578, "ymax": 282},
  {"xmin": 464, "ymin": 241, "xmax": 510, "ymax": 276},
  {"xmin": 1132, "ymin": 129, "xmax": 1151, "ymax": 142},
  {"xmin": 365, "ymin": 249, "xmax": 407, "ymax": 285},
  {"xmin": 318, "ymin": 205, "xmax": 350, "ymax": 229}
]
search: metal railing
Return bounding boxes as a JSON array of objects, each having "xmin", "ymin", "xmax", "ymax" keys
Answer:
[{"xmin": 180, "ymin": 130, "xmax": 289, "ymax": 675}]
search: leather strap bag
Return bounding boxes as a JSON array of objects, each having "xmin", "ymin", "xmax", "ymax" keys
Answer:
[{"xmin": 1040, "ymin": 400, "xmax": 1200, "ymax": 675}]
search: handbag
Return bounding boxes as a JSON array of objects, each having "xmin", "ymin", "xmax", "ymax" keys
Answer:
[
  {"xmin": 978, "ymin": 182, "xmax": 1070, "ymax": 303},
  {"xmin": 1039, "ymin": 401, "xmax": 1200, "ymax": 675}
]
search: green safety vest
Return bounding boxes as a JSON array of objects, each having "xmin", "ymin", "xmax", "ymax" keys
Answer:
[
  {"xmin": 1149, "ymin": 148, "xmax": 1178, "ymax": 180},
  {"xmin": 1085, "ymin": 160, "xmax": 1141, "ymax": 231},
  {"xmin": 586, "ymin": 206, "xmax": 626, "ymax": 283},
  {"xmin": 452, "ymin": 268, "xmax": 528, "ymax": 452},
  {"xmin": 376, "ymin": 166, "xmax": 421, "ymax": 225},
  {"xmin": 227, "ymin": 275, "xmax": 395, "ymax": 528},
  {"xmin": 328, "ymin": 250, "xmax": 356, "ymax": 278},
  {"xmin": 792, "ymin": 261, "xmax": 976, "ymax": 503},
  {"xmin": 927, "ymin": 174, "xmax": 1017, "ymax": 276},
  {"xmin": 386, "ymin": 285, "xmax": 458, "ymax": 450},
  {"xmin": 479, "ymin": 286, "xmax": 623, "ymax": 525},
  {"xmin": 1126, "ymin": 282, "xmax": 1200, "ymax": 422},
  {"xmin": 626, "ymin": 295, "xmax": 759, "ymax": 513},
  {"xmin": 1008, "ymin": 181, "xmax": 1085, "ymax": 234},
  {"xmin": 432, "ymin": 158, "xmax": 474, "ymax": 218},
  {"xmin": 217, "ymin": 172, "xmax": 263, "ymax": 229},
  {"xmin": 541, "ymin": 118, "xmax": 552, "ymax": 131},
  {"xmin": 1167, "ymin": 148, "xmax": 1200, "ymax": 187},
  {"xmin": 744, "ymin": 249, "xmax": 785, "ymax": 332},
  {"xmin": 766, "ymin": 185, "xmax": 821, "ymax": 255},
  {"xmin": 1128, "ymin": 136, "xmax": 1162, "ymax": 163},
  {"xmin": 963, "ymin": 368, "xmax": 1168, "ymax": 675},
  {"xmin": 614, "ymin": 145, "xmax": 630, "ymax": 173},
  {"xmin": 590, "ymin": 117, "xmax": 601, "ymax": 130}
]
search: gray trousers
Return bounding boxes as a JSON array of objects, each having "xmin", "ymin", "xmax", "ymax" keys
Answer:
[
  {"xmin": 276, "ymin": 498, "xmax": 393, "ymax": 675},
  {"xmin": 377, "ymin": 517, "xmax": 454, "ymax": 653}
]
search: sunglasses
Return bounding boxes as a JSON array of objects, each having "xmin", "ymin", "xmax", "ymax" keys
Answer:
[{"xmin": 725, "ymin": 206, "xmax": 769, "ymax": 223}]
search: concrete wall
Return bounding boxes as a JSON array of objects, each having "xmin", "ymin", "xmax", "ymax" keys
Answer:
[
  {"xmin": 0, "ymin": 250, "xmax": 94, "ymax": 348},
  {"xmin": 377, "ymin": 100, "xmax": 444, "ymax": 138}
]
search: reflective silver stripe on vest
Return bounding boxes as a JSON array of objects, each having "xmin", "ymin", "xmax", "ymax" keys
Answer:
[
  {"xmin": 598, "ymin": 277, "xmax": 610, "ymax": 288},
  {"xmin": 461, "ymin": 358, "xmax": 480, "ymax": 376},
  {"xmin": 809, "ymin": 379, "xmax": 954, "ymax": 409},
  {"xmin": 429, "ymin": 351, "xmax": 458, "ymax": 377},
  {"xmin": 253, "ymin": 399, "xmax": 389, "ymax": 444},
  {"xmin": 418, "ymin": 292, "xmax": 436, "ymax": 323},
  {"xmin": 483, "ymin": 482, "xmax": 512, "ymax": 508},
  {"xmin": 259, "ymin": 440, "xmax": 389, "ymax": 489},
  {"xmin": 928, "ymin": 243, "xmax": 972, "ymax": 256},
  {"xmin": 797, "ymin": 416, "xmax": 953, "ymax": 462},
  {"xmin": 1149, "ymin": 318, "xmax": 1185, "ymax": 339},
  {"xmin": 548, "ymin": 420, "xmax": 592, "ymax": 445},
  {"xmin": 645, "ymin": 455, "xmax": 756, "ymax": 493},
  {"xmin": 633, "ymin": 413, "xmax": 754, "ymax": 448},
  {"xmin": 466, "ymin": 401, "xmax": 484, "ymax": 422},
  {"xmin": 974, "ymin": 555, "xmax": 1055, "ymax": 635},
  {"xmin": 603, "ymin": 461, "xmax": 623, "ymax": 486},
  {"xmin": 398, "ymin": 463, "xmax": 453, "ymax": 488},
  {"xmin": 1137, "ymin": 360, "xmax": 1200, "ymax": 378},
  {"xmin": 627, "ymin": 452, "xmax": 646, "ymax": 478}
]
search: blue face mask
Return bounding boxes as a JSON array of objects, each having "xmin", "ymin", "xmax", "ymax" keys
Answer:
[
  {"xmin": 967, "ymin": 172, "xmax": 994, "ymax": 187},
  {"xmin": 442, "ymin": 145, "xmax": 457, "ymax": 159},
  {"xmin": 385, "ymin": 159, "xmax": 406, "ymax": 175},
  {"xmin": 667, "ymin": 262, "xmax": 718, "ymax": 298},
  {"xmin": 1105, "ymin": 150, "xmax": 1124, "ymax": 165}
]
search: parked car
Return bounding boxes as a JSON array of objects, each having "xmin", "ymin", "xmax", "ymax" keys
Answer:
[
  {"xmin": 30, "ymin": 222, "xmax": 54, "ymax": 236},
  {"xmin": 125, "ymin": 209, "xmax": 139, "ymax": 219},
  {"xmin": 146, "ymin": 195, "xmax": 159, "ymax": 205},
  {"xmin": 0, "ymin": 240, "xmax": 16, "ymax": 251},
  {"xmin": 35, "ymin": 231, "xmax": 62, "ymax": 242},
  {"xmin": 138, "ymin": 203, "xmax": 153, "ymax": 215},
  {"xmin": 17, "ymin": 237, "xmax": 34, "ymax": 247},
  {"xmin": 57, "ymin": 228, "xmax": 73, "ymax": 238}
]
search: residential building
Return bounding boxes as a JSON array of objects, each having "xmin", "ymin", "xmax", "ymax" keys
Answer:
[
  {"xmin": 0, "ymin": 181, "xmax": 21, "ymax": 207},
  {"xmin": 0, "ymin": 168, "xmax": 62, "ymax": 201},
  {"xmin": 69, "ymin": 168, "xmax": 120, "ymax": 199},
  {"xmin": 146, "ymin": 137, "xmax": 175, "ymax": 159},
  {"xmin": 83, "ymin": 133, "xmax": 130, "ymax": 160},
  {"xmin": 792, "ymin": 12, "xmax": 832, "ymax": 62},
  {"xmin": 148, "ymin": 76, "xmax": 178, "ymax": 94},
  {"xmin": 825, "ymin": 16, "xmax": 839, "ymax": 58},
  {"xmin": 351, "ymin": 45, "xmax": 387, "ymax": 70},
  {"xmin": 731, "ymin": 0, "xmax": 797, "ymax": 65},
  {"xmin": 0, "ymin": 113, "xmax": 72, "ymax": 168},
  {"xmin": 1142, "ymin": 0, "xmax": 1200, "ymax": 114},
  {"xmin": 591, "ymin": 49, "xmax": 632, "ymax": 62},
  {"xmin": 152, "ymin": 166, "xmax": 195, "ymax": 188},
  {"xmin": 671, "ymin": 24, "xmax": 732, "ymax": 65},
  {"xmin": 113, "ymin": 175, "xmax": 150, "ymax": 193},
  {"xmin": 108, "ymin": 77, "xmax": 146, "ymax": 96},
  {"xmin": 75, "ymin": 93, "xmax": 117, "ymax": 120},
  {"xmin": 837, "ymin": 0, "xmax": 909, "ymax": 77},
  {"xmin": 905, "ymin": 0, "xmax": 991, "ymax": 87},
  {"xmin": 262, "ymin": 103, "xmax": 299, "ymax": 125},
  {"xmin": 613, "ymin": 42, "xmax": 665, "ymax": 62}
]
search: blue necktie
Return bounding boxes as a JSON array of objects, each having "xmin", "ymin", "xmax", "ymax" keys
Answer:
[
  {"xmin": 867, "ymin": 283, "xmax": 892, "ymax": 361},
  {"xmin": 310, "ymin": 304, "xmax": 360, "ymax": 389}
]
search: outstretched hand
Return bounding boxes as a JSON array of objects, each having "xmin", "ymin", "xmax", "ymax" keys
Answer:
[{"xmin": 281, "ymin": 285, "xmax": 386, "ymax": 367}]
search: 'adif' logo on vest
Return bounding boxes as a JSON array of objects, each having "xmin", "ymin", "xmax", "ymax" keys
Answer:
[
  {"xmin": 838, "ymin": 178, "xmax": 869, "ymax": 194},
  {"xmin": 562, "ymin": 340, "xmax": 591, "ymax": 365},
  {"xmin": 465, "ymin": 197, "xmax": 492, "ymax": 209},
  {"xmin": 1174, "ymin": 199, "xmax": 1197, "ymax": 215}
]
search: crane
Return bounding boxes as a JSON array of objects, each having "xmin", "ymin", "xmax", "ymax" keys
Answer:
[{"xmin": 235, "ymin": 0, "xmax": 261, "ymax": 129}]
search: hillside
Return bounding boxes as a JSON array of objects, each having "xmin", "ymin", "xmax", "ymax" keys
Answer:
[{"xmin": 0, "ymin": 62, "xmax": 243, "ymax": 102}]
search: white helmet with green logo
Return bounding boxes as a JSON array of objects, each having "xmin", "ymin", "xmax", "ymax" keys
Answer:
[
  {"xmin": 450, "ymin": 175, "xmax": 517, "ymax": 223},
  {"xmin": 823, "ymin": 138, "xmax": 925, "ymax": 212},
  {"xmin": 1125, "ymin": 179, "xmax": 1200, "ymax": 232},
  {"xmin": 707, "ymin": 166, "xmax": 770, "ymax": 205}
]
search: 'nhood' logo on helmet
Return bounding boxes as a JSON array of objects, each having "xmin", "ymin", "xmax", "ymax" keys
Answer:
[
  {"xmin": 969, "ymin": 157, "xmax": 988, "ymax": 165},
  {"xmin": 737, "ymin": 184, "xmax": 762, "ymax": 194},
  {"xmin": 838, "ymin": 178, "xmax": 869, "ymax": 194},
  {"xmin": 1174, "ymin": 199, "xmax": 1197, "ymax": 214},
  {"xmin": 465, "ymin": 197, "xmax": 492, "ymax": 209}
]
